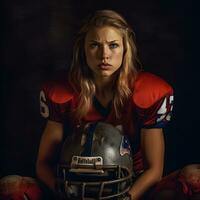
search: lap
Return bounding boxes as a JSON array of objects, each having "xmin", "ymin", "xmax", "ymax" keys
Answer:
[{"xmin": 1, "ymin": 165, "xmax": 199, "ymax": 200}]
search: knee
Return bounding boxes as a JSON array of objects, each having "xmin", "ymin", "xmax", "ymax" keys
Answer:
[
  {"xmin": 149, "ymin": 170, "xmax": 188, "ymax": 200},
  {"xmin": 0, "ymin": 175, "xmax": 43, "ymax": 200},
  {"xmin": 180, "ymin": 164, "xmax": 200, "ymax": 194}
]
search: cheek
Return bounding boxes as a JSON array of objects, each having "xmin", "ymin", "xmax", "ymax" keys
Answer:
[
  {"xmin": 113, "ymin": 50, "xmax": 124, "ymax": 64},
  {"xmin": 85, "ymin": 49, "xmax": 96, "ymax": 63}
]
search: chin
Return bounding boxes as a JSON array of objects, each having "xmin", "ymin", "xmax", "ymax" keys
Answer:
[{"xmin": 100, "ymin": 72, "xmax": 114, "ymax": 78}]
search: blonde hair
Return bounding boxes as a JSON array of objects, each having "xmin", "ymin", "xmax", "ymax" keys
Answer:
[{"xmin": 68, "ymin": 10, "xmax": 142, "ymax": 119}]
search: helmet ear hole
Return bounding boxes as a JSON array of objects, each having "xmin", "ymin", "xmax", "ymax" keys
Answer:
[{"xmin": 58, "ymin": 122, "xmax": 134, "ymax": 199}]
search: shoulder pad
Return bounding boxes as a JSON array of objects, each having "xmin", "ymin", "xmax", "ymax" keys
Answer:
[
  {"xmin": 133, "ymin": 72, "xmax": 173, "ymax": 108},
  {"xmin": 42, "ymin": 81, "xmax": 74, "ymax": 104}
]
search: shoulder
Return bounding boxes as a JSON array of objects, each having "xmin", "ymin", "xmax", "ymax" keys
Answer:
[
  {"xmin": 132, "ymin": 71, "xmax": 173, "ymax": 108},
  {"xmin": 40, "ymin": 71, "xmax": 75, "ymax": 104}
]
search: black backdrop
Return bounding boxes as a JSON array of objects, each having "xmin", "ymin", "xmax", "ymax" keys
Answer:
[{"xmin": 1, "ymin": 0, "xmax": 200, "ymax": 178}]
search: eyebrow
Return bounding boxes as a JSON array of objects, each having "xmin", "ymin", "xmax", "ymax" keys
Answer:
[{"xmin": 89, "ymin": 40, "xmax": 120, "ymax": 43}]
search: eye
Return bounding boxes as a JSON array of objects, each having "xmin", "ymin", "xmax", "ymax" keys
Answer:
[
  {"xmin": 89, "ymin": 42, "xmax": 99, "ymax": 48},
  {"xmin": 109, "ymin": 43, "xmax": 119, "ymax": 49}
]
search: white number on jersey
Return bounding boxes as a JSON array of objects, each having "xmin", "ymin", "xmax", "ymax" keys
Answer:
[
  {"xmin": 40, "ymin": 90, "xmax": 49, "ymax": 118},
  {"xmin": 157, "ymin": 95, "xmax": 174, "ymax": 122}
]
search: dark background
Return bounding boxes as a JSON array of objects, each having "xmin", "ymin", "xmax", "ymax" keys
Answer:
[{"xmin": 1, "ymin": 0, "xmax": 200, "ymax": 178}]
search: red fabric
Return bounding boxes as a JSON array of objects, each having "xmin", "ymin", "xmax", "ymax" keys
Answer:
[
  {"xmin": 179, "ymin": 164, "xmax": 200, "ymax": 196},
  {"xmin": 133, "ymin": 72, "xmax": 173, "ymax": 109},
  {"xmin": 150, "ymin": 166, "xmax": 200, "ymax": 199},
  {"xmin": 0, "ymin": 176, "xmax": 43, "ymax": 200},
  {"xmin": 133, "ymin": 72, "xmax": 174, "ymax": 127}
]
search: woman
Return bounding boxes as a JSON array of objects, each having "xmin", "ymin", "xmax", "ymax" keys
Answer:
[{"xmin": 37, "ymin": 10, "xmax": 174, "ymax": 199}]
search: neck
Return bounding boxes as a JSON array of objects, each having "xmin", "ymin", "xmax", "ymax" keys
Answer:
[
  {"xmin": 94, "ymin": 76, "xmax": 115, "ymax": 96},
  {"xmin": 94, "ymin": 77, "xmax": 115, "ymax": 107}
]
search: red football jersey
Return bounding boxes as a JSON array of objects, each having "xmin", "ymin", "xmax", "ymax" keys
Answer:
[{"xmin": 39, "ymin": 71, "xmax": 174, "ymax": 175}]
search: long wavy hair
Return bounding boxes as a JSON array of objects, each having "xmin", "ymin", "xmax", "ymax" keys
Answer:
[{"xmin": 68, "ymin": 10, "xmax": 142, "ymax": 119}]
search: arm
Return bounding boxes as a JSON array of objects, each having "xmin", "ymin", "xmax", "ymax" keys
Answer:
[
  {"xmin": 36, "ymin": 120, "xmax": 64, "ymax": 193},
  {"xmin": 128, "ymin": 128, "xmax": 165, "ymax": 200}
]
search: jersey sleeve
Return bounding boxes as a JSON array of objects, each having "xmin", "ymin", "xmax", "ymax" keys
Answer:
[
  {"xmin": 133, "ymin": 72, "xmax": 174, "ymax": 128},
  {"xmin": 39, "ymin": 81, "xmax": 73, "ymax": 123}
]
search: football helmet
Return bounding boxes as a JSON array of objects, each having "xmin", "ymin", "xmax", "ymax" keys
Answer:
[{"xmin": 57, "ymin": 122, "xmax": 134, "ymax": 200}]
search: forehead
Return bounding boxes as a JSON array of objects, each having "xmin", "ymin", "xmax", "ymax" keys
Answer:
[{"xmin": 85, "ymin": 26, "xmax": 123, "ymax": 42}]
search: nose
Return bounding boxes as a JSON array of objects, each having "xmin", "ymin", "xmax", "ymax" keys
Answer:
[{"xmin": 98, "ymin": 45, "xmax": 110, "ymax": 60}]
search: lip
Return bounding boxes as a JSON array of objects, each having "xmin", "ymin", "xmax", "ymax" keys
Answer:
[{"xmin": 98, "ymin": 63, "xmax": 112, "ymax": 70}]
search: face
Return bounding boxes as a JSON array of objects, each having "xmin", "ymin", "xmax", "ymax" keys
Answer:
[{"xmin": 84, "ymin": 26, "xmax": 124, "ymax": 80}]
